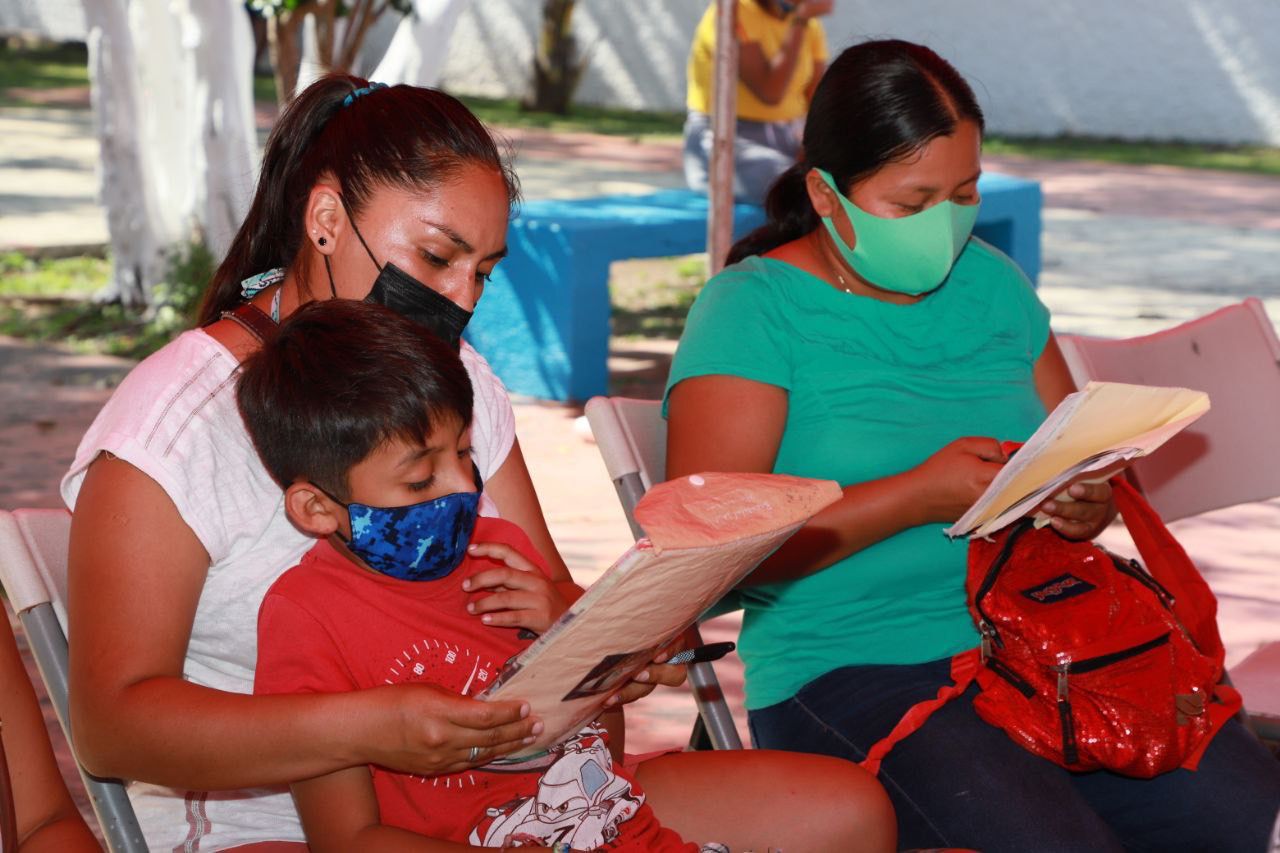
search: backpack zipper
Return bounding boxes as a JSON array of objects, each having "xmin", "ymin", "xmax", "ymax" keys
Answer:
[
  {"xmin": 1063, "ymin": 631, "xmax": 1171, "ymax": 675},
  {"xmin": 1052, "ymin": 631, "xmax": 1171, "ymax": 765},
  {"xmin": 1108, "ymin": 552, "xmax": 1176, "ymax": 609},
  {"xmin": 974, "ymin": 518, "xmax": 1037, "ymax": 649},
  {"xmin": 985, "ymin": 655, "xmax": 1036, "ymax": 698}
]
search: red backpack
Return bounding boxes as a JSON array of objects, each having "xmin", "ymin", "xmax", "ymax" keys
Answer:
[{"xmin": 863, "ymin": 477, "xmax": 1240, "ymax": 778}]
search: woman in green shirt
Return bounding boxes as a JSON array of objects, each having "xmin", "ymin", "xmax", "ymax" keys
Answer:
[{"xmin": 665, "ymin": 39, "xmax": 1280, "ymax": 852}]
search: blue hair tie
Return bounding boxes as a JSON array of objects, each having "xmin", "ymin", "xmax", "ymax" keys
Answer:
[{"xmin": 342, "ymin": 82, "xmax": 388, "ymax": 108}]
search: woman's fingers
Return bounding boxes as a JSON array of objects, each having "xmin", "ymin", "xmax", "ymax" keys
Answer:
[
  {"xmin": 386, "ymin": 688, "xmax": 542, "ymax": 775},
  {"xmin": 1067, "ymin": 480, "xmax": 1112, "ymax": 503},
  {"xmin": 955, "ymin": 435, "xmax": 1008, "ymax": 463},
  {"xmin": 1039, "ymin": 480, "xmax": 1114, "ymax": 540},
  {"xmin": 1041, "ymin": 482, "xmax": 1112, "ymax": 521},
  {"xmin": 450, "ymin": 707, "xmax": 546, "ymax": 769}
]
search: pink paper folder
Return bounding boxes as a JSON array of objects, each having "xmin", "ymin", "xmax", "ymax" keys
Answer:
[{"xmin": 479, "ymin": 471, "xmax": 841, "ymax": 756}]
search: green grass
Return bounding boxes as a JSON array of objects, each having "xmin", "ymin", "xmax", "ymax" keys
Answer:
[
  {"xmin": 0, "ymin": 41, "xmax": 89, "ymax": 106},
  {"xmin": 4, "ymin": 42, "xmax": 1279, "ymax": 176},
  {"xmin": 985, "ymin": 134, "xmax": 1280, "ymax": 177},
  {"xmin": 0, "ymin": 245, "xmax": 212, "ymax": 360},
  {"xmin": 0, "ymin": 252, "xmax": 107, "ymax": 296},
  {"xmin": 0, "ymin": 300, "xmax": 187, "ymax": 360},
  {"xmin": 253, "ymin": 72, "xmax": 277, "ymax": 105},
  {"xmin": 466, "ymin": 94, "xmax": 1280, "ymax": 176},
  {"xmin": 610, "ymin": 255, "xmax": 706, "ymax": 340},
  {"xmin": 460, "ymin": 94, "xmax": 684, "ymax": 140}
]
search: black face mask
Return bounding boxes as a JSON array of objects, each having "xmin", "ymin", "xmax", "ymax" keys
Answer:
[
  {"xmin": 365, "ymin": 262, "xmax": 473, "ymax": 349},
  {"xmin": 329, "ymin": 198, "xmax": 475, "ymax": 348}
]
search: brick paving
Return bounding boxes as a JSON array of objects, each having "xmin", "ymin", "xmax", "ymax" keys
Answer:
[{"xmin": 2, "ymin": 105, "xmax": 1279, "ymax": 835}]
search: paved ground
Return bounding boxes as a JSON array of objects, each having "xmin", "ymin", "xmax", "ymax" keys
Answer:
[{"xmin": 3, "ymin": 105, "xmax": 1279, "ymax": 830}]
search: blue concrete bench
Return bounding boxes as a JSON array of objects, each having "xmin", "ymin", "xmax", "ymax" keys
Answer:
[{"xmin": 468, "ymin": 174, "xmax": 1041, "ymax": 402}]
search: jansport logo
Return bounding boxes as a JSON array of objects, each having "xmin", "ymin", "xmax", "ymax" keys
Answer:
[{"xmin": 1021, "ymin": 573, "xmax": 1097, "ymax": 604}]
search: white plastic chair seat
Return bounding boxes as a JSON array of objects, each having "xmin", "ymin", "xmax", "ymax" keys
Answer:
[
  {"xmin": 0, "ymin": 508, "xmax": 147, "ymax": 852},
  {"xmin": 1231, "ymin": 643, "xmax": 1280, "ymax": 741}
]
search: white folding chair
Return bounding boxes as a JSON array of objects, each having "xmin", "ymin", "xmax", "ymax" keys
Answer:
[
  {"xmin": 1057, "ymin": 297, "xmax": 1280, "ymax": 741},
  {"xmin": 584, "ymin": 396, "xmax": 745, "ymax": 751},
  {"xmin": 0, "ymin": 508, "xmax": 148, "ymax": 852}
]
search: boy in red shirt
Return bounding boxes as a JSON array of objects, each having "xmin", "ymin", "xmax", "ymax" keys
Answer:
[{"xmin": 238, "ymin": 300, "xmax": 709, "ymax": 851}]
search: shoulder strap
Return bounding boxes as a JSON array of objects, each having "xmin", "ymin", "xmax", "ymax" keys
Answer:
[
  {"xmin": 1110, "ymin": 477, "xmax": 1241, "ymax": 768},
  {"xmin": 1111, "ymin": 478, "xmax": 1224, "ymax": 661},
  {"xmin": 220, "ymin": 302, "xmax": 278, "ymax": 343},
  {"xmin": 860, "ymin": 649, "xmax": 980, "ymax": 776}
]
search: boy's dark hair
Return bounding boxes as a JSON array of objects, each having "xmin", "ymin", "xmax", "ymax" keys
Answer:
[{"xmin": 236, "ymin": 299, "xmax": 474, "ymax": 501}]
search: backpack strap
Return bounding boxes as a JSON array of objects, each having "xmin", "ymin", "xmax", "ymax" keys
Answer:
[
  {"xmin": 1110, "ymin": 478, "xmax": 1224, "ymax": 660},
  {"xmin": 219, "ymin": 302, "xmax": 278, "ymax": 343},
  {"xmin": 1110, "ymin": 477, "xmax": 1242, "ymax": 767},
  {"xmin": 860, "ymin": 649, "xmax": 980, "ymax": 776}
]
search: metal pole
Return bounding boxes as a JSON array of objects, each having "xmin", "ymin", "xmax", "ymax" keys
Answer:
[{"xmin": 706, "ymin": 0, "xmax": 738, "ymax": 277}]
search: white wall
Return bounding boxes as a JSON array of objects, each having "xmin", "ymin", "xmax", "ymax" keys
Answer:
[
  {"xmin": 439, "ymin": 0, "xmax": 1280, "ymax": 146},
  {"xmin": 0, "ymin": 0, "xmax": 85, "ymax": 40}
]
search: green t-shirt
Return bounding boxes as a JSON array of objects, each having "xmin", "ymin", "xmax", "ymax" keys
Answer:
[{"xmin": 664, "ymin": 240, "xmax": 1052, "ymax": 709}]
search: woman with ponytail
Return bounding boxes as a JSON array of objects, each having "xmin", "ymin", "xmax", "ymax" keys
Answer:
[
  {"xmin": 666, "ymin": 39, "xmax": 1280, "ymax": 851},
  {"xmin": 60, "ymin": 74, "xmax": 893, "ymax": 851}
]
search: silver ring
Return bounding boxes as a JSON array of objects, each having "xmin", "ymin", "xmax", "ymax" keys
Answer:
[{"xmin": 468, "ymin": 745, "xmax": 481, "ymax": 763}]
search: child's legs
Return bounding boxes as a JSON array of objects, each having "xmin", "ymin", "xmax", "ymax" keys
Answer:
[
  {"xmin": 749, "ymin": 659, "xmax": 1126, "ymax": 853},
  {"xmin": 633, "ymin": 748, "xmax": 895, "ymax": 853},
  {"xmin": 1070, "ymin": 718, "xmax": 1280, "ymax": 853}
]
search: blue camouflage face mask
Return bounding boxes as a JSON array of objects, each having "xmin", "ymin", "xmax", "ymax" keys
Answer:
[{"xmin": 343, "ymin": 490, "xmax": 481, "ymax": 581}]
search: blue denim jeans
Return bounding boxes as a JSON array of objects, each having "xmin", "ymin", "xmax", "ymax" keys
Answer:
[
  {"xmin": 682, "ymin": 110, "xmax": 802, "ymax": 206},
  {"xmin": 749, "ymin": 658, "xmax": 1280, "ymax": 852}
]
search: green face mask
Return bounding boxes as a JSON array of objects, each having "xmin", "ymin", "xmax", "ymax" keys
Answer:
[{"xmin": 817, "ymin": 168, "xmax": 980, "ymax": 296}]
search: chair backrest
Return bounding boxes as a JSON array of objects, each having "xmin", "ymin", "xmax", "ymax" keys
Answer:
[
  {"xmin": 0, "ymin": 509, "xmax": 71, "ymax": 631},
  {"xmin": 583, "ymin": 397, "xmax": 744, "ymax": 751},
  {"xmin": 583, "ymin": 397, "xmax": 665, "ymax": 539},
  {"xmin": 0, "ymin": 509, "xmax": 148, "ymax": 853},
  {"xmin": 1057, "ymin": 298, "xmax": 1280, "ymax": 523}
]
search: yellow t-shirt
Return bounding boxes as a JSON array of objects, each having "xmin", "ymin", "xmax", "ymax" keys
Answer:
[{"xmin": 686, "ymin": 0, "xmax": 828, "ymax": 123}]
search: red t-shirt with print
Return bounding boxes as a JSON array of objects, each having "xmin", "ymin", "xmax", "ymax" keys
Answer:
[{"xmin": 254, "ymin": 517, "xmax": 696, "ymax": 851}]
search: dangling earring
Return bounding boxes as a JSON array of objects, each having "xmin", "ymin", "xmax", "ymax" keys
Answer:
[{"xmin": 318, "ymin": 237, "xmax": 327, "ymax": 247}]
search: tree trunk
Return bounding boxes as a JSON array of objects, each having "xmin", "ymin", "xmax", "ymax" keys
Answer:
[
  {"xmin": 83, "ymin": 0, "xmax": 258, "ymax": 306},
  {"xmin": 269, "ymin": 10, "xmax": 306, "ymax": 106},
  {"xmin": 527, "ymin": 0, "xmax": 587, "ymax": 115},
  {"xmin": 189, "ymin": 0, "xmax": 260, "ymax": 259},
  {"xmin": 372, "ymin": 0, "xmax": 471, "ymax": 87},
  {"xmin": 269, "ymin": 0, "xmax": 410, "ymax": 105},
  {"xmin": 84, "ymin": 1, "xmax": 156, "ymax": 306}
]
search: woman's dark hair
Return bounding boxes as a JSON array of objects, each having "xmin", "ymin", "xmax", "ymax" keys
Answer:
[
  {"xmin": 200, "ymin": 75, "xmax": 520, "ymax": 326},
  {"xmin": 235, "ymin": 299, "xmax": 474, "ymax": 501},
  {"xmin": 727, "ymin": 39, "xmax": 985, "ymax": 265}
]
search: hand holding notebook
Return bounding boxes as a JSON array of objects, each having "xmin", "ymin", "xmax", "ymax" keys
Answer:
[
  {"xmin": 479, "ymin": 471, "xmax": 841, "ymax": 756},
  {"xmin": 947, "ymin": 382, "xmax": 1210, "ymax": 539}
]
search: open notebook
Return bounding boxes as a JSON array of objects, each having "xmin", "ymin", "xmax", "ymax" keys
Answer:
[
  {"xmin": 479, "ymin": 471, "xmax": 841, "ymax": 756},
  {"xmin": 947, "ymin": 381, "xmax": 1210, "ymax": 539}
]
